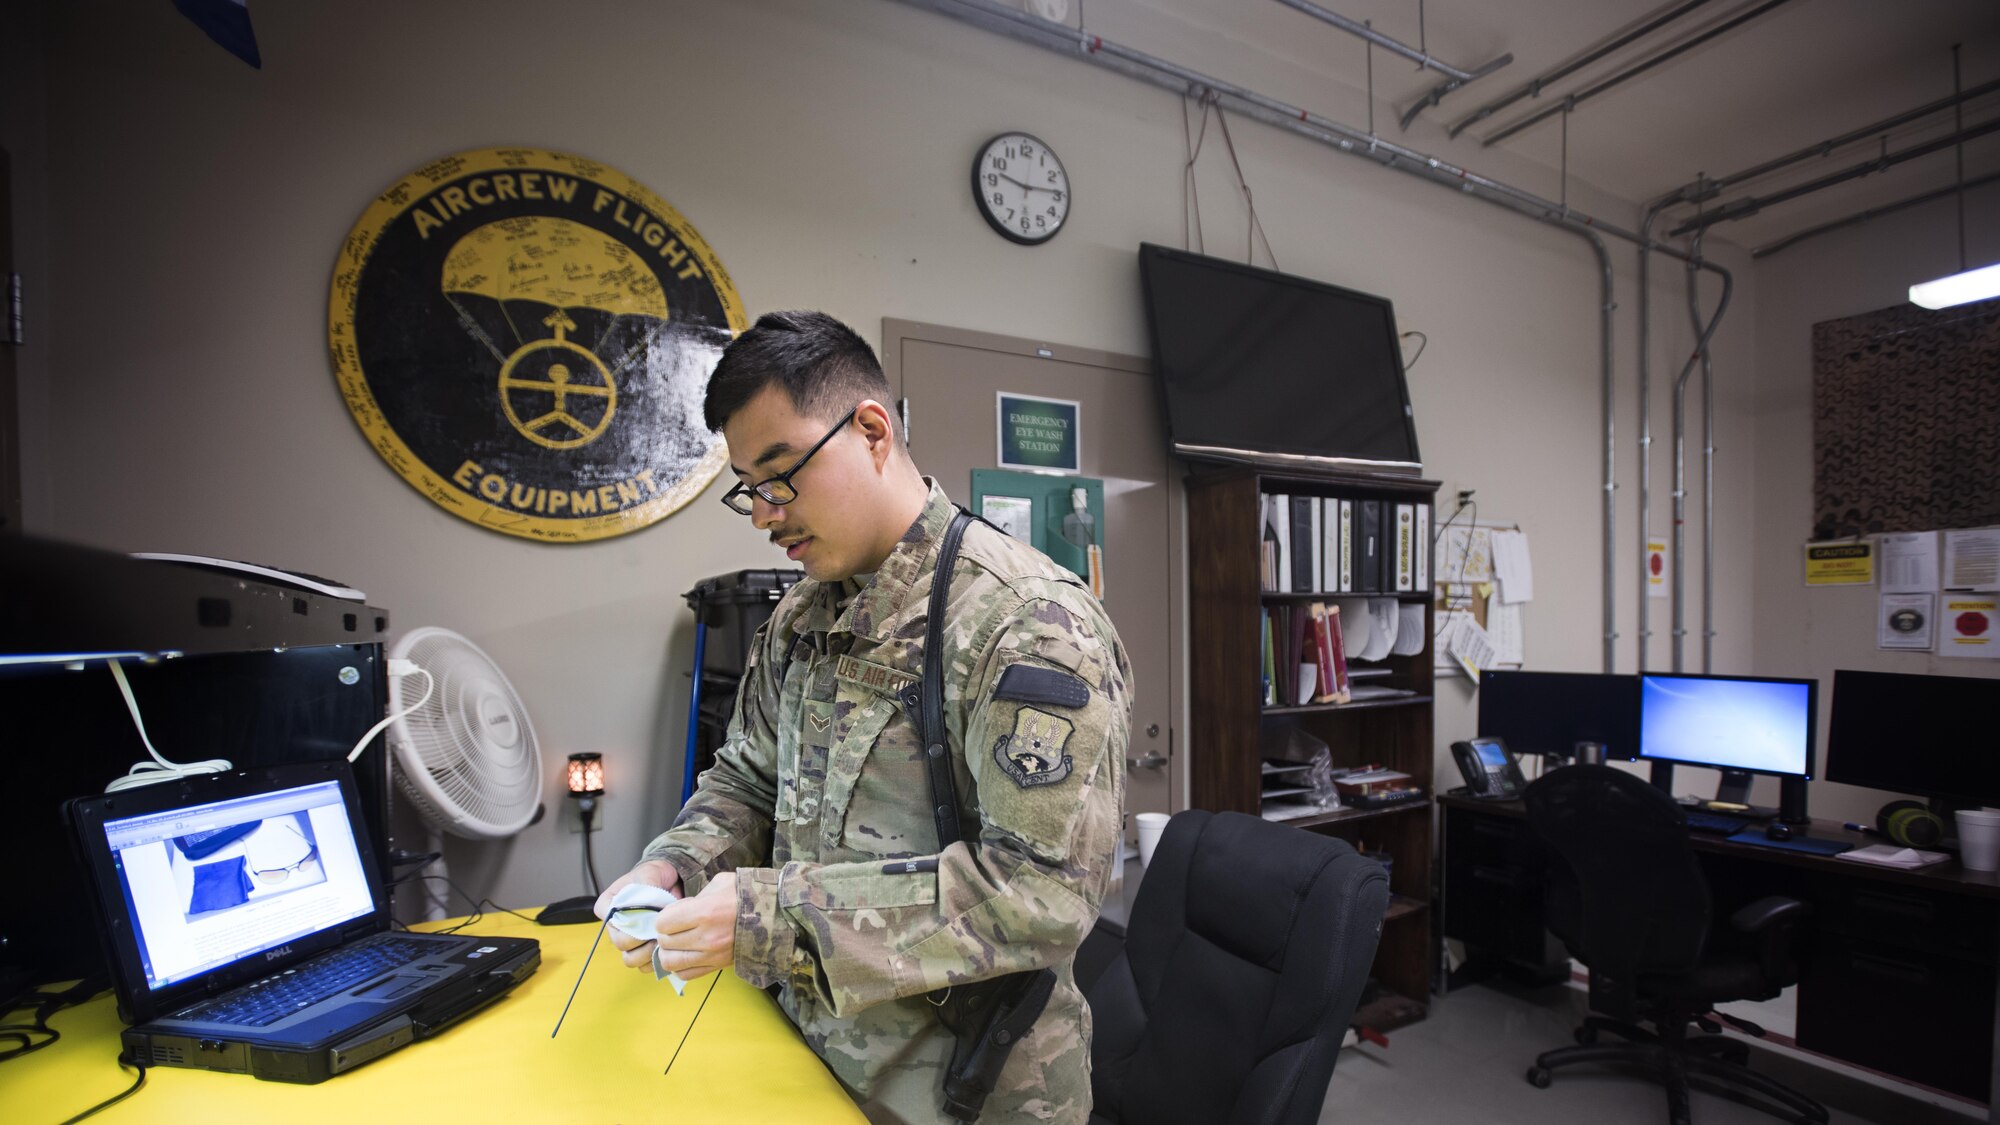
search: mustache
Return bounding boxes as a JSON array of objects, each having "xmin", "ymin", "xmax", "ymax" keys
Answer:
[{"xmin": 769, "ymin": 527, "xmax": 806, "ymax": 546}]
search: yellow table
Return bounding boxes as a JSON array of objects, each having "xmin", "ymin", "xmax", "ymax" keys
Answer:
[{"xmin": 5, "ymin": 913, "xmax": 867, "ymax": 1124}]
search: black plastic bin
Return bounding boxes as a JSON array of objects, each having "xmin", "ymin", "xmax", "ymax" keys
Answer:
[{"xmin": 684, "ymin": 569, "xmax": 804, "ymax": 675}]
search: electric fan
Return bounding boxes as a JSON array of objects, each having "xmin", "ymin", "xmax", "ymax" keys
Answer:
[{"xmin": 387, "ymin": 627, "xmax": 544, "ymax": 839}]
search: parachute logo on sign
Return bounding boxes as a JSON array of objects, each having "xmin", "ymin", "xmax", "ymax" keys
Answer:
[{"xmin": 330, "ymin": 148, "xmax": 747, "ymax": 543}]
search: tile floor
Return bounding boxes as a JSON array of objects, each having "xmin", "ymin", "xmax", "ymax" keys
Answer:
[{"xmin": 1322, "ymin": 981, "xmax": 1983, "ymax": 1125}]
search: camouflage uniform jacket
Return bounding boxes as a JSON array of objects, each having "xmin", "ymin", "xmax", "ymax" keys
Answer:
[{"xmin": 642, "ymin": 481, "xmax": 1131, "ymax": 1124}]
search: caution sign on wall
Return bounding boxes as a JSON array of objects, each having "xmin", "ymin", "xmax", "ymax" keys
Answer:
[{"xmin": 329, "ymin": 147, "xmax": 747, "ymax": 542}]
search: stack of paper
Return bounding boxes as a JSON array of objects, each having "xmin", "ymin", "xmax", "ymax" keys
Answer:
[{"xmin": 1835, "ymin": 845, "xmax": 1950, "ymax": 869}]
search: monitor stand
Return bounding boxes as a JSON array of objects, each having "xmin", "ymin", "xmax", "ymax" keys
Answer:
[{"xmin": 1714, "ymin": 769, "xmax": 1753, "ymax": 807}]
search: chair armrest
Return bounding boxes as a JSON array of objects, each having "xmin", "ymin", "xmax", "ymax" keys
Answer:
[
  {"xmin": 1729, "ymin": 896, "xmax": 1810, "ymax": 989},
  {"xmin": 1729, "ymin": 895, "xmax": 1809, "ymax": 934}
]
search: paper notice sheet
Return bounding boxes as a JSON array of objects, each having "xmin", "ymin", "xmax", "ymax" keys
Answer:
[
  {"xmin": 1878, "ymin": 594, "xmax": 1935, "ymax": 650},
  {"xmin": 1945, "ymin": 529, "xmax": 2000, "ymax": 591},
  {"xmin": 1879, "ymin": 531, "xmax": 1939, "ymax": 593},
  {"xmin": 1448, "ymin": 613, "xmax": 1497, "ymax": 681},
  {"xmin": 1487, "ymin": 600, "xmax": 1524, "ymax": 665},
  {"xmin": 1490, "ymin": 529, "xmax": 1534, "ymax": 604}
]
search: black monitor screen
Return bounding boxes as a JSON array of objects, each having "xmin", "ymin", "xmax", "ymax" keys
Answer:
[
  {"xmin": 1827, "ymin": 669, "xmax": 2000, "ymax": 805},
  {"xmin": 1138, "ymin": 243, "xmax": 1419, "ymax": 470},
  {"xmin": 1477, "ymin": 671, "xmax": 1641, "ymax": 759},
  {"xmin": 1638, "ymin": 674, "xmax": 1817, "ymax": 779}
]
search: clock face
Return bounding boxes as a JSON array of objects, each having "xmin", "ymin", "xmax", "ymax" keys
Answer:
[{"xmin": 972, "ymin": 132, "xmax": 1070, "ymax": 245}]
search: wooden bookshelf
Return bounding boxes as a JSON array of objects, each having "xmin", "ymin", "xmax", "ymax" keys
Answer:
[{"xmin": 1187, "ymin": 465, "xmax": 1440, "ymax": 1027}]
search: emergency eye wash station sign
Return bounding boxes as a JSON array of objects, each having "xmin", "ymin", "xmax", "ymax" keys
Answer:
[{"xmin": 997, "ymin": 393, "xmax": 1080, "ymax": 473}]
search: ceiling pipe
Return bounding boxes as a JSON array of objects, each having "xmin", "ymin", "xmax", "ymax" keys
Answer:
[
  {"xmin": 1689, "ymin": 75, "xmax": 2000, "ymax": 202},
  {"xmin": 1399, "ymin": 54, "xmax": 1515, "ymax": 132},
  {"xmin": 891, "ymin": 0, "xmax": 1742, "ymax": 674},
  {"xmin": 1752, "ymin": 169, "xmax": 2000, "ymax": 258},
  {"xmin": 1668, "ymin": 115, "xmax": 2000, "ymax": 237},
  {"xmin": 1275, "ymin": 0, "xmax": 1511, "ymax": 83},
  {"xmin": 1448, "ymin": 0, "xmax": 1717, "ymax": 139},
  {"xmin": 894, "ymin": 0, "xmax": 1728, "ymax": 272},
  {"xmin": 1480, "ymin": 0, "xmax": 1796, "ymax": 148}
]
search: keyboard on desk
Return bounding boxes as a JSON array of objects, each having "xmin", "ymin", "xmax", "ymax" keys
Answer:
[
  {"xmin": 185, "ymin": 935, "xmax": 438, "ymax": 1027},
  {"xmin": 1684, "ymin": 811, "xmax": 1752, "ymax": 836}
]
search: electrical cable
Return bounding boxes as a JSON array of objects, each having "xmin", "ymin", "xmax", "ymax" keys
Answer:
[
  {"xmin": 1182, "ymin": 91, "xmax": 1213, "ymax": 254},
  {"xmin": 402, "ymin": 873, "xmax": 541, "ymax": 934},
  {"xmin": 346, "ymin": 661, "xmax": 434, "ymax": 762},
  {"xmin": 1400, "ymin": 330, "xmax": 1428, "ymax": 371},
  {"xmin": 580, "ymin": 803, "xmax": 602, "ymax": 898},
  {"xmin": 55, "ymin": 1057, "xmax": 147, "ymax": 1124},
  {"xmin": 1431, "ymin": 498, "xmax": 1480, "ymax": 641},
  {"xmin": 1210, "ymin": 99, "xmax": 1279, "ymax": 271},
  {"xmin": 102, "ymin": 659, "xmax": 234, "ymax": 792}
]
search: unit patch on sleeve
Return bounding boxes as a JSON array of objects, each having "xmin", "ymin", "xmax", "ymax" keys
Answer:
[{"xmin": 993, "ymin": 707, "xmax": 1076, "ymax": 789}]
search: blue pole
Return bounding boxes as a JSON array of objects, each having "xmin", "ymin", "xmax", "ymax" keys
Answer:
[{"xmin": 682, "ymin": 619, "xmax": 707, "ymax": 806}]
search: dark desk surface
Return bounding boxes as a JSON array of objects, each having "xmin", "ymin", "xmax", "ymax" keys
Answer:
[{"xmin": 1438, "ymin": 791, "xmax": 2000, "ymax": 902}]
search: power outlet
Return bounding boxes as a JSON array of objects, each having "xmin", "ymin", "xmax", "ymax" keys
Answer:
[{"xmin": 563, "ymin": 796, "xmax": 606, "ymax": 835}]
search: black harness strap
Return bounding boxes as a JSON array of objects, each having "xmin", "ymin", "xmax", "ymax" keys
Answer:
[{"xmin": 907, "ymin": 510, "xmax": 974, "ymax": 853}]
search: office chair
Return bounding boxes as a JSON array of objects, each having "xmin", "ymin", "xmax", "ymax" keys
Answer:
[
  {"xmin": 1521, "ymin": 765, "xmax": 1826, "ymax": 1125},
  {"xmin": 1077, "ymin": 810, "xmax": 1389, "ymax": 1125}
]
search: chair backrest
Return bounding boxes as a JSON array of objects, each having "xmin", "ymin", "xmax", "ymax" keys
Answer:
[
  {"xmin": 1085, "ymin": 810, "xmax": 1389, "ymax": 1125},
  {"xmin": 1522, "ymin": 764, "xmax": 1711, "ymax": 1020}
]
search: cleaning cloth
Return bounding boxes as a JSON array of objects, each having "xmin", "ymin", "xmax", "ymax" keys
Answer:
[{"xmin": 606, "ymin": 882, "xmax": 688, "ymax": 996}]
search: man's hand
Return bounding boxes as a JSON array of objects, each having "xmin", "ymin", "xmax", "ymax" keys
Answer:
[
  {"xmin": 597, "ymin": 859, "xmax": 680, "ymax": 962},
  {"xmin": 641, "ymin": 872, "xmax": 739, "ymax": 981}
]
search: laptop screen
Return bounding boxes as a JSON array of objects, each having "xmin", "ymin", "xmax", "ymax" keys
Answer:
[{"xmin": 99, "ymin": 778, "xmax": 377, "ymax": 992}]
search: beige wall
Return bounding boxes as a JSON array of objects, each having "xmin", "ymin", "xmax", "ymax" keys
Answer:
[
  {"xmin": 22, "ymin": 0, "xmax": 1767, "ymax": 909},
  {"xmin": 1748, "ymin": 181, "xmax": 2000, "ymax": 825}
]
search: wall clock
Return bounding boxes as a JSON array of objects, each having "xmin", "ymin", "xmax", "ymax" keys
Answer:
[{"xmin": 972, "ymin": 132, "xmax": 1070, "ymax": 245}]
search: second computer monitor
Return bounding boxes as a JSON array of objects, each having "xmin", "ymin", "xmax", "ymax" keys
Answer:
[
  {"xmin": 1478, "ymin": 670, "xmax": 1641, "ymax": 760},
  {"xmin": 1637, "ymin": 673, "xmax": 1818, "ymax": 779}
]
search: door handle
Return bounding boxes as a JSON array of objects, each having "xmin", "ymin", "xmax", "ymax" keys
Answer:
[{"xmin": 1126, "ymin": 753, "xmax": 1168, "ymax": 771}]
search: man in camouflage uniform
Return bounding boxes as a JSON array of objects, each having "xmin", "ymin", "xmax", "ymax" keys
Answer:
[{"xmin": 597, "ymin": 310, "xmax": 1131, "ymax": 1124}]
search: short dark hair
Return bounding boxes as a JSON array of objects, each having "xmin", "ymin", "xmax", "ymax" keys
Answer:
[{"xmin": 703, "ymin": 310, "xmax": 894, "ymax": 435}]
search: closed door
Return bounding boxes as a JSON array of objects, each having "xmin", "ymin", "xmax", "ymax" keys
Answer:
[{"xmin": 884, "ymin": 320, "xmax": 1180, "ymax": 838}]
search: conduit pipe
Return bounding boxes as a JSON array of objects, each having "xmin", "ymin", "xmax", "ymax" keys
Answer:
[
  {"xmin": 893, "ymin": 0, "xmax": 1736, "ymax": 673},
  {"xmin": 1448, "ymin": 0, "xmax": 1716, "ymax": 139},
  {"xmin": 1670, "ymin": 237, "xmax": 1732, "ymax": 672},
  {"xmin": 1688, "ymin": 232, "xmax": 1717, "ymax": 673},
  {"xmin": 1634, "ymin": 197, "xmax": 1674, "ymax": 673},
  {"xmin": 1668, "ymin": 116, "xmax": 2000, "ymax": 237},
  {"xmin": 1275, "ymin": 0, "xmax": 1511, "ymax": 83},
  {"xmin": 1481, "ymin": 0, "xmax": 1796, "ymax": 148},
  {"xmin": 1752, "ymin": 169, "xmax": 2000, "ymax": 259},
  {"xmin": 1689, "ymin": 75, "xmax": 2000, "ymax": 203}
]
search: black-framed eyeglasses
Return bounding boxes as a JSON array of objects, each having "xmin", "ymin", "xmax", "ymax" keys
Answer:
[
  {"xmin": 720, "ymin": 407, "xmax": 857, "ymax": 516},
  {"xmin": 248, "ymin": 823, "xmax": 318, "ymax": 885}
]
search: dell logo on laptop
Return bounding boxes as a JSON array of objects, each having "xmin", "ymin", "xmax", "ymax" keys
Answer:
[{"xmin": 265, "ymin": 946, "xmax": 293, "ymax": 962}]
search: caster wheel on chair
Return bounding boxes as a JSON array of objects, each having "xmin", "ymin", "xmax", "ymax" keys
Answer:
[
  {"xmin": 1526, "ymin": 1066, "xmax": 1553, "ymax": 1089},
  {"xmin": 1574, "ymin": 1026, "xmax": 1598, "ymax": 1045}
]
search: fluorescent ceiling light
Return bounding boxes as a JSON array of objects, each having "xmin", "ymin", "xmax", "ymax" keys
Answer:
[{"xmin": 1909, "ymin": 263, "xmax": 2000, "ymax": 309}]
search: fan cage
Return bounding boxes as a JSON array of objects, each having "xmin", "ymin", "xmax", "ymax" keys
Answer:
[{"xmin": 388, "ymin": 627, "xmax": 544, "ymax": 839}]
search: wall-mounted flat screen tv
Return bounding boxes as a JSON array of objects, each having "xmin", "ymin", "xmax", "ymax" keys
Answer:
[{"xmin": 1138, "ymin": 243, "xmax": 1420, "ymax": 472}]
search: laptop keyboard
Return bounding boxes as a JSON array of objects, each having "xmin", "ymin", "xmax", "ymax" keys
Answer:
[{"xmin": 188, "ymin": 935, "xmax": 439, "ymax": 1027}]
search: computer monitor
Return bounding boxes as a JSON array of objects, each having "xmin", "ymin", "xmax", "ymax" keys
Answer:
[
  {"xmin": 1477, "ymin": 670, "xmax": 1641, "ymax": 760},
  {"xmin": 1826, "ymin": 669, "xmax": 2000, "ymax": 808},
  {"xmin": 1639, "ymin": 673, "xmax": 1818, "ymax": 822}
]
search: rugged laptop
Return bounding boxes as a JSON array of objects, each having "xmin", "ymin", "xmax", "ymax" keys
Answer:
[{"xmin": 63, "ymin": 760, "xmax": 538, "ymax": 1083}]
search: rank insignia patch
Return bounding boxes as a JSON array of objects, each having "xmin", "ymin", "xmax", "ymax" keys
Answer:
[
  {"xmin": 328, "ymin": 146, "xmax": 747, "ymax": 543},
  {"xmin": 993, "ymin": 707, "xmax": 1075, "ymax": 789}
]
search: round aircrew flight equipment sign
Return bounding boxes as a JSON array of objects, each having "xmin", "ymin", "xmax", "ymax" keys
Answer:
[{"xmin": 329, "ymin": 147, "xmax": 746, "ymax": 542}]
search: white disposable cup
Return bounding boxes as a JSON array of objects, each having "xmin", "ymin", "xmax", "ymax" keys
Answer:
[
  {"xmin": 1958, "ymin": 809, "xmax": 2000, "ymax": 872},
  {"xmin": 1136, "ymin": 812, "xmax": 1170, "ymax": 869}
]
